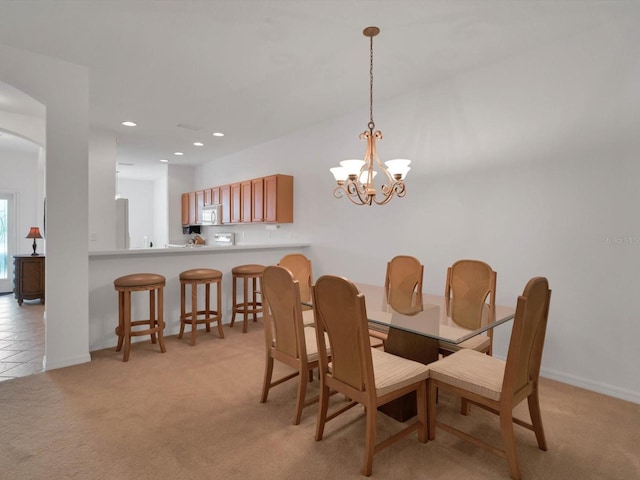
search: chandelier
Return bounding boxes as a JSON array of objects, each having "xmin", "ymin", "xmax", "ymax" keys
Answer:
[{"xmin": 330, "ymin": 26, "xmax": 410, "ymax": 206}]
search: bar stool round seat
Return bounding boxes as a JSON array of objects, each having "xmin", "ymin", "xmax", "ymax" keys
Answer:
[
  {"xmin": 230, "ymin": 264, "xmax": 265, "ymax": 333},
  {"xmin": 114, "ymin": 273, "xmax": 166, "ymax": 362},
  {"xmin": 179, "ymin": 268, "xmax": 224, "ymax": 346}
]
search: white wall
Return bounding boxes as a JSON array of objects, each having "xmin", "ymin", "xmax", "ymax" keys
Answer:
[
  {"xmin": 0, "ymin": 44, "xmax": 91, "ymax": 370},
  {"xmin": 153, "ymin": 173, "xmax": 168, "ymax": 248},
  {"xmin": 167, "ymin": 164, "xmax": 194, "ymax": 244},
  {"xmin": 195, "ymin": 20, "xmax": 640, "ymax": 402},
  {"xmin": 89, "ymin": 129, "xmax": 117, "ymax": 251},
  {"xmin": 118, "ymin": 178, "xmax": 155, "ymax": 249}
]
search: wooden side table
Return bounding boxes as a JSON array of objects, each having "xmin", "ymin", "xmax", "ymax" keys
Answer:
[{"xmin": 13, "ymin": 255, "xmax": 45, "ymax": 306}]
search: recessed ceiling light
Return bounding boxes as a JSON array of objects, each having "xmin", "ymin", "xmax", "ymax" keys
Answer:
[
  {"xmin": 174, "ymin": 152, "xmax": 184, "ymax": 156},
  {"xmin": 121, "ymin": 121, "xmax": 137, "ymax": 127},
  {"xmin": 193, "ymin": 142, "xmax": 204, "ymax": 146},
  {"xmin": 160, "ymin": 159, "xmax": 169, "ymax": 163},
  {"xmin": 212, "ymin": 132, "xmax": 224, "ymax": 137}
]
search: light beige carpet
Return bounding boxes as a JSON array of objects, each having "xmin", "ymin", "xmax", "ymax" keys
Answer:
[{"xmin": 1, "ymin": 323, "xmax": 638, "ymax": 479}]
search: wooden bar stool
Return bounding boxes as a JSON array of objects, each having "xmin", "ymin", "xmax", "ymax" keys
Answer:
[
  {"xmin": 179, "ymin": 268, "xmax": 224, "ymax": 346},
  {"xmin": 229, "ymin": 264, "xmax": 265, "ymax": 333},
  {"xmin": 114, "ymin": 273, "xmax": 166, "ymax": 362}
]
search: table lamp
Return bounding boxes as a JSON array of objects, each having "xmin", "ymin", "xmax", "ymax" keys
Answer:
[{"xmin": 26, "ymin": 227, "xmax": 43, "ymax": 256}]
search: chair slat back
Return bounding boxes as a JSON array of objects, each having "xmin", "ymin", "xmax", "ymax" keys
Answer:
[
  {"xmin": 262, "ymin": 265, "xmax": 305, "ymax": 359},
  {"xmin": 279, "ymin": 254, "xmax": 313, "ymax": 304},
  {"xmin": 313, "ymin": 275, "xmax": 373, "ymax": 393},
  {"xmin": 385, "ymin": 255, "xmax": 424, "ymax": 308},
  {"xmin": 503, "ymin": 277, "xmax": 551, "ymax": 399},
  {"xmin": 446, "ymin": 259, "xmax": 496, "ymax": 329}
]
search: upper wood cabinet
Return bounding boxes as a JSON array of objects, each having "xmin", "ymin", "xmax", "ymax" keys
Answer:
[
  {"xmin": 182, "ymin": 174, "xmax": 293, "ymax": 225},
  {"xmin": 230, "ymin": 183, "xmax": 241, "ymax": 224},
  {"xmin": 204, "ymin": 187, "xmax": 221, "ymax": 206},
  {"xmin": 241, "ymin": 180, "xmax": 252, "ymax": 223},
  {"xmin": 181, "ymin": 193, "xmax": 190, "ymax": 226},
  {"xmin": 211, "ymin": 187, "xmax": 221, "ymax": 206},
  {"xmin": 264, "ymin": 174, "xmax": 293, "ymax": 223},
  {"xmin": 220, "ymin": 185, "xmax": 231, "ymax": 224},
  {"xmin": 188, "ymin": 192, "xmax": 197, "ymax": 225},
  {"xmin": 251, "ymin": 178, "xmax": 264, "ymax": 222}
]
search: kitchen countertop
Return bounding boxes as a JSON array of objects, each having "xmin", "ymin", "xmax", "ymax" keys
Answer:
[{"xmin": 89, "ymin": 242, "xmax": 310, "ymax": 258}]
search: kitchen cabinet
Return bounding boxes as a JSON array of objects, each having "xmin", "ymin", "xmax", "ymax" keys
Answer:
[
  {"xmin": 181, "ymin": 192, "xmax": 198, "ymax": 226},
  {"xmin": 230, "ymin": 183, "xmax": 241, "ymax": 224},
  {"xmin": 241, "ymin": 180, "xmax": 252, "ymax": 223},
  {"xmin": 13, "ymin": 255, "xmax": 45, "ymax": 306},
  {"xmin": 181, "ymin": 174, "xmax": 293, "ymax": 226},
  {"xmin": 220, "ymin": 185, "xmax": 231, "ymax": 224},
  {"xmin": 251, "ymin": 177, "xmax": 264, "ymax": 222},
  {"xmin": 181, "ymin": 193, "xmax": 190, "ymax": 226},
  {"xmin": 264, "ymin": 174, "xmax": 293, "ymax": 223},
  {"xmin": 204, "ymin": 187, "xmax": 221, "ymax": 207},
  {"xmin": 211, "ymin": 187, "xmax": 220, "ymax": 206},
  {"xmin": 188, "ymin": 192, "xmax": 197, "ymax": 225}
]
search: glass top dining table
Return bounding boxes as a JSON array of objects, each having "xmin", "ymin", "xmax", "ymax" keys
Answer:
[{"xmin": 351, "ymin": 283, "xmax": 515, "ymax": 345}]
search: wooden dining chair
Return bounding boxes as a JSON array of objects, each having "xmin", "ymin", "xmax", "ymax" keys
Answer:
[
  {"xmin": 279, "ymin": 253, "xmax": 314, "ymax": 323},
  {"xmin": 369, "ymin": 255, "xmax": 425, "ymax": 346},
  {"xmin": 427, "ymin": 277, "xmax": 551, "ymax": 480},
  {"xmin": 439, "ymin": 259, "xmax": 497, "ymax": 356},
  {"xmin": 312, "ymin": 275, "xmax": 430, "ymax": 477},
  {"xmin": 260, "ymin": 265, "xmax": 320, "ymax": 425}
]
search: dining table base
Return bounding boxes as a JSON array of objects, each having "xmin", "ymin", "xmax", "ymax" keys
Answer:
[{"xmin": 377, "ymin": 327, "xmax": 439, "ymax": 422}]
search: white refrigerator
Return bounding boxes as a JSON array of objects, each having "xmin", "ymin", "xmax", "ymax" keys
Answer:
[{"xmin": 115, "ymin": 198, "xmax": 130, "ymax": 249}]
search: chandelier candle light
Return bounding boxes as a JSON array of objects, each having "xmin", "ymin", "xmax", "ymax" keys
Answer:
[{"xmin": 330, "ymin": 26, "xmax": 410, "ymax": 206}]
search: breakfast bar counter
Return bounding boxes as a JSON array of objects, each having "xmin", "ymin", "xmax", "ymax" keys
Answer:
[{"xmin": 89, "ymin": 242, "xmax": 309, "ymax": 351}]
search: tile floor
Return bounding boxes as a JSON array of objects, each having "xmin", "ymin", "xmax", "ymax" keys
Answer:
[{"xmin": 0, "ymin": 293, "xmax": 45, "ymax": 382}]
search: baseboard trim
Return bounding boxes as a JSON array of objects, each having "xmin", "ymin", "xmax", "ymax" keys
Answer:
[
  {"xmin": 491, "ymin": 354, "xmax": 639, "ymax": 404},
  {"xmin": 539, "ymin": 366, "xmax": 640, "ymax": 404},
  {"xmin": 43, "ymin": 353, "xmax": 92, "ymax": 371}
]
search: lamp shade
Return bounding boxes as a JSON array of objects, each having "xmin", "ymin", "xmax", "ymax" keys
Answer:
[
  {"xmin": 329, "ymin": 166, "xmax": 349, "ymax": 182},
  {"xmin": 26, "ymin": 227, "xmax": 42, "ymax": 239},
  {"xmin": 339, "ymin": 159, "xmax": 365, "ymax": 176}
]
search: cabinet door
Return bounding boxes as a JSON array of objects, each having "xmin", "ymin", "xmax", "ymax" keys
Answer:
[
  {"xmin": 230, "ymin": 183, "xmax": 241, "ymax": 223},
  {"xmin": 195, "ymin": 190, "xmax": 205, "ymax": 224},
  {"xmin": 264, "ymin": 174, "xmax": 294, "ymax": 223},
  {"xmin": 220, "ymin": 185, "xmax": 231, "ymax": 224},
  {"xmin": 241, "ymin": 180, "xmax": 252, "ymax": 223},
  {"xmin": 204, "ymin": 188, "xmax": 212, "ymax": 206},
  {"xmin": 188, "ymin": 192, "xmax": 197, "ymax": 225},
  {"xmin": 252, "ymin": 178, "xmax": 264, "ymax": 222},
  {"xmin": 181, "ymin": 193, "xmax": 190, "ymax": 226},
  {"xmin": 211, "ymin": 187, "xmax": 221, "ymax": 205}
]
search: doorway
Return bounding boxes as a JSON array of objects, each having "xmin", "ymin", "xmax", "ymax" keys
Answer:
[{"xmin": 0, "ymin": 193, "xmax": 15, "ymax": 294}]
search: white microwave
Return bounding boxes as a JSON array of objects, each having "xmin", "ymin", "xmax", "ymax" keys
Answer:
[{"xmin": 201, "ymin": 204, "xmax": 222, "ymax": 225}]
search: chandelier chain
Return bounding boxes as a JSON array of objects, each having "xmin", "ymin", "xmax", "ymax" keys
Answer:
[{"xmin": 369, "ymin": 33, "xmax": 374, "ymax": 128}]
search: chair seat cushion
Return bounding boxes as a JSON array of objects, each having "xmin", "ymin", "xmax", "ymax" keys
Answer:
[
  {"xmin": 179, "ymin": 268, "xmax": 223, "ymax": 281},
  {"xmin": 429, "ymin": 349, "xmax": 505, "ymax": 401},
  {"xmin": 232, "ymin": 264, "xmax": 265, "ymax": 275},
  {"xmin": 439, "ymin": 334, "xmax": 491, "ymax": 354},
  {"xmin": 114, "ymin": 273, "xmax": 165, "ymax": 288},
  {"xmin": 370, "ymin": 348, "xmax": 430, "ymax": 397}
]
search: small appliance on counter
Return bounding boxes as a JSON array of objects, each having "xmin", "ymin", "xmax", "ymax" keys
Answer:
[{"xmin": 212, "ymin": 232, "xmax": 234, "ymax": 246}]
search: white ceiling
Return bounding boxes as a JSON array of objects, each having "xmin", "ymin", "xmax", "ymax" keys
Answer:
[{"xmin": 0, "ymin": 0, "xmax": 632, "ymax": 179}]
